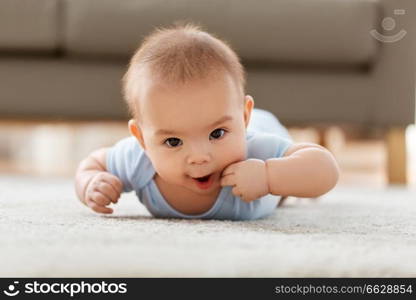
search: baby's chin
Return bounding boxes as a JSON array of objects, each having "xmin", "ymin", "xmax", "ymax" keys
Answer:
[{"xmin": 190, "ymin": 185, "xmax": 222, "ymax": 197}]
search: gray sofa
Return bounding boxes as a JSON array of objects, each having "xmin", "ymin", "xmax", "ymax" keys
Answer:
[{"xmin": 0, "ymin": 0, "xmax": 415, "ymax": 183}]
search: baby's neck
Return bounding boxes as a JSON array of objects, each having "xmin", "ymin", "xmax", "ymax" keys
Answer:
[{"xmin": 154, "ymin": 174, "xmax": 221, "ymax": 215}]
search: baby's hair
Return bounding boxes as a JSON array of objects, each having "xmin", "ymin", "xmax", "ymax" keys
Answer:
[{"xmin": 122, "ymin": 21, "xmax": 246, "ymax": 120}]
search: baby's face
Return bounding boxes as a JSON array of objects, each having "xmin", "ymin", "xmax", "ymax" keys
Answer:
[{"xmin": 130, "ymin": 72, "xmax": 253, "ymax": 196}]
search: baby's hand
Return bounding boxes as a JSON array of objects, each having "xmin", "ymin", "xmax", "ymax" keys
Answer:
[
  {"xmin": 84, "ymin": 172, "xmax": 123, "ymax": 214},
  {"xmin": 220, "ymin": 159, "xmax": 269, "ymax": 203}
]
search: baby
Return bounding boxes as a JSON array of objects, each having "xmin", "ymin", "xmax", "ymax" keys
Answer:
[{"xmin": 75, "ymin": 23, "xmax": 340, "ymax": 220}]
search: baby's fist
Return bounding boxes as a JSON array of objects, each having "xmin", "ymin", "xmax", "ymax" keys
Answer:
[
  {"xmin": 84, "ymin": 172, "xmax": 123, "ymax": 214},
  {"xmin": 220, "ymin": 159, "xmax": 269, "ymax": 202}
]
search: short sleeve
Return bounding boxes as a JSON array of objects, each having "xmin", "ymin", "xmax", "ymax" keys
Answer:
[
  {"xmin": 246, "ymin": 132, "xmax": 293, "ymax": 160},
  {"xmin": 272, "ymin": 135, "xmax": 293, "ymax": 158},
  {"xmin": 106, "ymin": 136, "xmax": 152, "ymax": 193}
]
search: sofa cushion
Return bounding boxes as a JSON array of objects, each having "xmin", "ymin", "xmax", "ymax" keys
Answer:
[
  {"xmin": 64, "ymin": 0, "xmax": 380, "ymax": 66},
  {"xmin": 0, "ymin": 0, "xmax": 60, "ymax": 52}
]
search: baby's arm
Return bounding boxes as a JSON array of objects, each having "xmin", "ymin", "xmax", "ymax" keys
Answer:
[
  {"xmin": 75, "ymin": 148, "xmax": 123, "ymax": 214},
  {"xmin": 266, "ymin": 143, "xmax": 340, "ymax": 198},
  {"xmin": 220, "ymin": 142, "xmax": 339, "ymax": 202}
]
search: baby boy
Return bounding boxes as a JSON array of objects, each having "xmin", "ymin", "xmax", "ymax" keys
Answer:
[{"xmin": 75, "ymin": 23, "xmax": 340, "ymax": 220}]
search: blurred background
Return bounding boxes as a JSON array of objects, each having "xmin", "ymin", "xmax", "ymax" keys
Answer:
[{"xmin": 0, "ymin": 0, "xmax": 415, "ymax": 188}]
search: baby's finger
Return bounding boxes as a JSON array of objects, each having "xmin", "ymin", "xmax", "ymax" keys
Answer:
[
  {"xmin": 239, "ymin": 194, "xmax": 252, "ymax": 202},
  {"xmin": 231, "ymin": 186, "xmax": 242, "ymax": 197},
  {"xmin": 92, "ymin": 172, "xmax": 122, "ymax": 195},
  {"xmin": 90, "ymin": 191, "xmax": 112, "ymax": 206},
  {"xmin": 221, "ymin": 169, "xmax": 235, "ymax": 177},
  {"xmin": 102, "ymin": 174, "xmax": 123, "ymax": 194},
  {"xmin": 220, "ymin": 175, "xmax": 236, "ymax": 187},
  {"xmin": 221, "ymin": 163, "xmax": 237, "ymax": 177},
  {"xmin": 95, "ymin": 182, "xmax": 119, "ymax": 204},
  {"xmin": 241, "ymin": 194, "xmax": 253, "ymax": 203},
  {"xmin": 88, "ymin": 201, "xmax": 113, "ymax": 214}
]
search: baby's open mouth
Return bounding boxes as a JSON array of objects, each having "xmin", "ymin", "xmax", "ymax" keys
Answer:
[
  {"xmin": 190, "ymin": 173, "xmax": 215, "ymax": 190},
  {"xmin": 193, "ymin": 174, "xmax": 211, "ymax": 182}
]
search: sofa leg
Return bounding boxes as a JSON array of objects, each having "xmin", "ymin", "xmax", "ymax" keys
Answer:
[{"xmin": 385, "ymin": 127, "xmax": 407, "ymax": 185}]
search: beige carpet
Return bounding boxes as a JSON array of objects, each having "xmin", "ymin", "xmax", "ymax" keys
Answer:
[{"xmin": 1, "ymin": 175, "xmax": 416, "ymax": 277}]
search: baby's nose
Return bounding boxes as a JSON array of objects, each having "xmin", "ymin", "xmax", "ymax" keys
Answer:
[
  {"xmin": 186, "ymin": 142, "xmax": 212, "ymax": 165},
  {"xmin": 187, "ymin": 152, "xmax": 211, "ymax": 165},
  {"xmin": 188, "ymin": 155, "xmax": 210, "ymax": 165}
]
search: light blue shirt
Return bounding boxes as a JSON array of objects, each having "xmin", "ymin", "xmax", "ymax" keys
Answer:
[{"xmin": 106, "ymin": 108, "xmax": 293, "ymax": 220}]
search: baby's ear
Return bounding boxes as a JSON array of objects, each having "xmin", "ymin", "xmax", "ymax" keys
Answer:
[
  {"xmin": 243, "ymin": 95, "xmax": 254, "ymax": 128},
  {"xmin": 128, "ymin": 119, "xmax": 146, "ymax": 149}
]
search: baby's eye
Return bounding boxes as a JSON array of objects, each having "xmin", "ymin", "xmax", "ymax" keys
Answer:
[
  {"xmin": 209, "ymin": 128, "xmax": 227, "ymax": 140},
  {"xmin": 164, "ymin": 138, "xmax": 182, "ymax": 148}
]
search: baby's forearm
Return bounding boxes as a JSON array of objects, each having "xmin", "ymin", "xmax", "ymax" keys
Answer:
[
  {"xmin": 265, "ymin": 147, "xmax": 339, "ymax": 198},
  {"xmin": 74, "ymin": 148, "xmax": 108, "ymax": 204}
]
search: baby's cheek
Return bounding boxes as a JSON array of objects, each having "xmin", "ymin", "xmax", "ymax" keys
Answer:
[
  {"xmin": 221, "ymin": 144, "xmax": 246, "ymax": 166},
  {"xmin": 149, "ymin": 155, "xmax": 169, "ymax": 174},
  {"xmin": 154, "ymin": 160, "xmax": 175, "ymax": 176}
]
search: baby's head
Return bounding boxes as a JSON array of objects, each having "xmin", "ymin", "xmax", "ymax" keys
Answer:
[{"xmin": 123, "ymin": 23, "xmax": 254, "ymax": 196}]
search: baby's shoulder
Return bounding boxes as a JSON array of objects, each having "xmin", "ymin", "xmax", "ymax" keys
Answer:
[
  {"xmin": 246, "ymin": 131, "xmax": 292, "ymax": 160},
  {"xmin": 109, "ymin": 136, "xmax": 144, "ymax": 162},
  {"xmin": 107, "ymin": 136, "xmax": 155, "ymax": 190}
]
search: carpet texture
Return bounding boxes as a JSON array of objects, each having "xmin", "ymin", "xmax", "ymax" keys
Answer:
[{"xmin": 1, "ymin": 175, "xmax": 416, "ymax": 277}]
